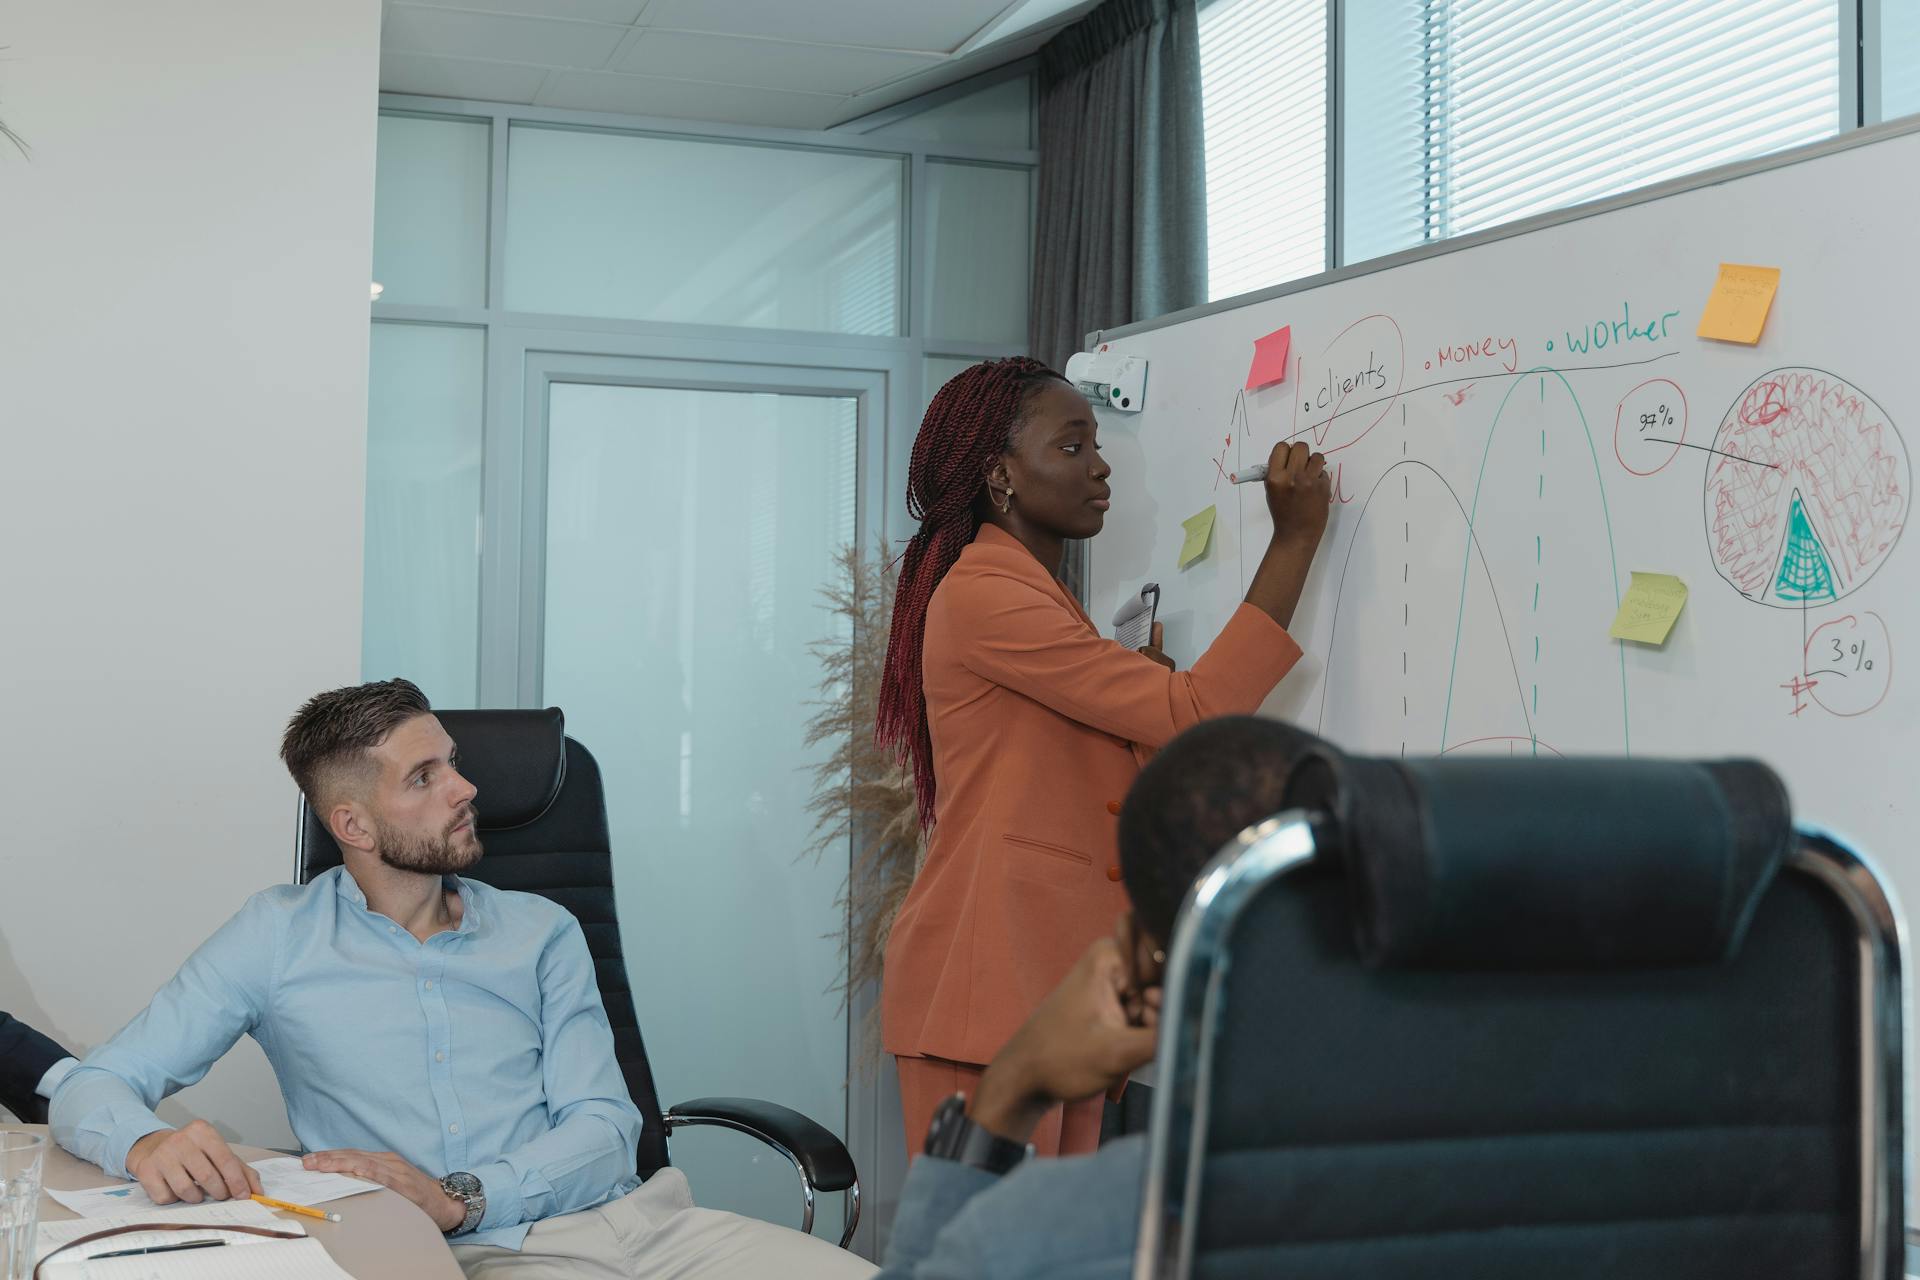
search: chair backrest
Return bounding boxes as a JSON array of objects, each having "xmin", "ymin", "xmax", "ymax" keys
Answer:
[
  {"xmin": 1138, "ymin": 755, "xmax": 1904, "ymax": 1280},
  {"xmin": 295, "ymin": 707, "xmax": 671, "ymax": 1178}
]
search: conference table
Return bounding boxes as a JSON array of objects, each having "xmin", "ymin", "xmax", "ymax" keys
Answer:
[{"xmin": 26, "ymin": 1125, "xmax": 464, "ymax": 1279}]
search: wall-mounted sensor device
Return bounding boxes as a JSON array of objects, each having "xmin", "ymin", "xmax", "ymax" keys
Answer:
[{"xmin": 1064, "ymin": 348, "xmax": 1148, "ymax": 413}]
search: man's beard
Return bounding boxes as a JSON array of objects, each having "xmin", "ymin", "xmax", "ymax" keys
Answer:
[{"xmin": 376, "ymin": 806, "xmax": 484, "ymax": 875}]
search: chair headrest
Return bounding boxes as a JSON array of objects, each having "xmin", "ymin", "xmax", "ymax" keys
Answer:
[
  {"xmin": 437, "ymin": 708, "xmax": 567, "ymax": 830},
  {"xmin": 1284, "ymin": 751, "xmax": 1791, "ymax": 969}
]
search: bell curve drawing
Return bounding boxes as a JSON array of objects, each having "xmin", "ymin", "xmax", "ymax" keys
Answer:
[{"xmin": 1317, "ymin": 367, "xmax": 1629, "ymax": 758}]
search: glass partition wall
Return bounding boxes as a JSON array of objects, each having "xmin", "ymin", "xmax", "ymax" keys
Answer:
[{"xmin": 362, "ymin": 69, "xmax": 1036, "ymax": 1256}]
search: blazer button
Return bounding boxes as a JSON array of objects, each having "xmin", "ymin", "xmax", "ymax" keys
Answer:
[
  {"xmin": 1107, "ymin": 865, "xmax": 1123, "ymax": 882},
  {"xmin": 1105, "ymin": 800, "xmax": 1122, "ymax": 815}
]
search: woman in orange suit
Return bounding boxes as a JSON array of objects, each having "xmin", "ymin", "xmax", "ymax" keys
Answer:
[{"xmin": 876, "ymin": 357, "xmax": 1330, "ymax": 1158}]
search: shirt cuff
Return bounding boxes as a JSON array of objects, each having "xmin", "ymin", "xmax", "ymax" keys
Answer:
[
  {"xmin": 35, "ymin": 1057, "xmax": 80, "ymax": 1100},
  {"xmin": 465, "ymin": 1160, "xmax": 524, "ymax": 1234},
  {"xmin": 105, "ymin": 1114, "xmax": 175, "ymax": 1181}
]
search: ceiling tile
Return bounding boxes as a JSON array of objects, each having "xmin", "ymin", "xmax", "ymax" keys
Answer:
[
  {"xmin": 536, "ymin": 69, "xmax": 848, "ymax": 129},
  {"xmin": 380, "ymin": 51, "xmax": 552, "ymax": 103},
  {"xmin": 615, "ymin": 30, "xmax": 943, "ymax": 94},
  {"xmin": 403, "ymin": 0, "xmax": 649, "ymax": 22},
  {"xmin": 639, "ymin": 0, "xmax": 1012, "ymax": 54},
  {"xmin": 834, "ymin": 24, "xmax": 1056, "ymax": 125},
  {"xmin": 385, "ymin": 5, "xmax": 628, "ymax": 69}
]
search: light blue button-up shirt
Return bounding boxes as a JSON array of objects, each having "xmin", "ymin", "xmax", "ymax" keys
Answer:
[{"xmin": 50, "ymin": 867, "xmax": 643, "ymax": 1249}]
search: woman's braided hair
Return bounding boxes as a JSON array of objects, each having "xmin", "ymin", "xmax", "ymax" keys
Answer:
[{"xmin": 877, "ymin": 356, "xmax": 1065, "ymax": 828}]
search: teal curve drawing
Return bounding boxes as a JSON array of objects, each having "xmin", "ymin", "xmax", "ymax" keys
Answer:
[
  {"xmin": 1441, "ymin": 366, "xmax": 1631, "ymax": 754},
  {"xmin": 1773, "ymin": 487, "xmax": 1839, "ymax": 603}
]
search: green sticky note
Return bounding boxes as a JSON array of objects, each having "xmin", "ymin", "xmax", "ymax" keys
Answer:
[
  {"xmin": 1179, "ymin": 505, "xmax": 1218, "ymax": 568},
  {"xmin": 1609, "ymin": 571, "xmax": 1688, "ymax": 645}
]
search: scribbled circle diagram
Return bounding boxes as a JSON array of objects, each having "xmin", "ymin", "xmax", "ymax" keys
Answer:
[
  {"xmin": 1703, "ymin": 368, "xmax": 1908, "ymax": 608},
  {"xmin": 1614, "ymin": 378, "xmax": 1688, "ymax": 476},
  {"xmin": 1802, "ymin": 612, "xmax": 1892, "ymax": 717}
]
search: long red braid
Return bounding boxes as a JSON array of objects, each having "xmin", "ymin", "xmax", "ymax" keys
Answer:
[{"xmin": 877, "ymin": 357, "xmax": 1064, "ymax": 829}]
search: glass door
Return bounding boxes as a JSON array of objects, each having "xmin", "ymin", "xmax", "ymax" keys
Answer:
[{"xmin": 526, "ymin": 357, "xmax": 879, "ymax": 1240}]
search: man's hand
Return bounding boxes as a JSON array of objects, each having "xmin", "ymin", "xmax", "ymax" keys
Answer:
[
  {"xmin": 303, "ymin": 1150, "xmax": 465, "ymax": 1232},
  {"xmin": 968, "ymin": 928, "xmax": 1161, "ymax": 1145},
  {"xmin": 126, "ymin": 1120, "xmax": 263, "ymax": 1205}
]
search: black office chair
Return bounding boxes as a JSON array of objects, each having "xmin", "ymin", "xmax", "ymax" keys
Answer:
[
  {"xmin": 1138, "ymin": 753, "xmax": 1903, "ymax": 1280},
  {"xmin": 294, "ymin": 707, "xmax": 860, "ymax": 1247}
]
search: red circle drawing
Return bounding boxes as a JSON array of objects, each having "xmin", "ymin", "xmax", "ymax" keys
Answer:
[
  {"xmin": 1803, "ymin": 611, "xmax": 1893, "ymax": 717},
  {"xmin": 1287, "ymin": 313, "xmax": 1406, "ymax": 457},
  {"xmin": 1439, "ymin": 735, "xmax": 1565, "ymax": 758},
  {"xmin": 1614, "ymin": 378, "xmax": 1689, "ymax": 476},
  {"xmin": 1703, "ymin": 368, "xmax": 1908, "ymax": 609}
]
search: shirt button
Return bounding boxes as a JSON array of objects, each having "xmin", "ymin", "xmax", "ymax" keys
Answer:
[
  {"xmin": 424, "ymin": 980, "xmax": 433, "ymax": 990},
  {"xmin": 389, "ymin": 926, "xmax": 397, "ymax": 934},
  {"xmin": 1105, "ymin": 800, "xmax": 1122, "ymax": 815},
  {"xmin": 1107, "ymin": 866, "xmax": 1123, "ymax": 882},
  {"xmin": 448, "ymin": 1123, "xmax": 459, "ymax": 1135},
  {"xmin": 436, "ymin": 1051, "xmax": 446, "ymax": 1063}
]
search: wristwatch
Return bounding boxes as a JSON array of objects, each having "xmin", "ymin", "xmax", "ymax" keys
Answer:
[
  {"xmin": 923, "ymin": 1092, "xmax": 1032, "ymax": 1175},
  {"xmin": 438, "ymin": 1171, "xmax": 486, "ymax": 1236}
]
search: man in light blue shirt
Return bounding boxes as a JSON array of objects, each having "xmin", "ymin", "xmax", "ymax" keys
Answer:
[{"xmin": 52, "ymin": 679, "xmax": 871, "ymax": 1278}]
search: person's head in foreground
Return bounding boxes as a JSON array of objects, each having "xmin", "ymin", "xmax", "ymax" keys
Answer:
[
  {"xmin": 961, "ymin": 715, "xmax": 1325, "ymax": 1145},
  {"xmin": 281, "ymin": 677, "xmax": 483, "ymax": 878}
]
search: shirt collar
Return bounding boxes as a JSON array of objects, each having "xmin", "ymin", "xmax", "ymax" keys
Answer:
[{"xmin": 333, "ymin": 866, "xmax": 481, "ymax": 936}]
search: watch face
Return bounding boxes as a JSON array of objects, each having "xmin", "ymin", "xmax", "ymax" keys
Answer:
[{"xmin": 443, "ymin": 1172, "xmax": 482, "ymax": 1199}]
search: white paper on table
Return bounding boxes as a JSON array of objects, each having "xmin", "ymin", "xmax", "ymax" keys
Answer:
[
  {"xmin": 35, "ymin": 1199, "xmax": 301, "ymax": 1267},
  {"xmin": 244, "ymin": 1158, "xmax": 382, "ymax": 1205},
  {"xmin": 81, "ymin": 1235, "xmax": 353, "ymax": 1279},
  {"xmin": 46, "ymin": 1158, "xmax": 380, "ymax": 1218}
]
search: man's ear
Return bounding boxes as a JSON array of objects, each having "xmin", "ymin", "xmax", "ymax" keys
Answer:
[{"xmin": 328, "ymin": 802, "xmax": 377, "ymax": 856}]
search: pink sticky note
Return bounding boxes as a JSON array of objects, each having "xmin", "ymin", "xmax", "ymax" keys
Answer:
[{"xmin": 1245, "ymin": 325, "xmax": 1292, "ymax": 391}]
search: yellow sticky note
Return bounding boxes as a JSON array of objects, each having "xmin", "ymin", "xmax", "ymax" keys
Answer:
[
  {"xmin": 1609, "ymin": 572, "xmax": 1688, "ymax": 645},
  {"xmin": 1179, "ymin": 505, "xmax": 1217, "ymax": 568},
  {"xmin": 1696, "ymin": 263, "xmax": 1781, "ymax": 344}
]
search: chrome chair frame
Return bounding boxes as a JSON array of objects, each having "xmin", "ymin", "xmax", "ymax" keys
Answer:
[
  {"xmin": 1133, "ymin": 814, "xmax": 1906, "ymax": 1280},
  {"xmin": 662, "ymin": 1109, "xmax": 861, "ymax": 1248}
]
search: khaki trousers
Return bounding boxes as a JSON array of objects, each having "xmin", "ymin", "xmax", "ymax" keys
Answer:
[{"xmin": 452, "ymin": 1169, "xmax": 876, "ymax": 1279}]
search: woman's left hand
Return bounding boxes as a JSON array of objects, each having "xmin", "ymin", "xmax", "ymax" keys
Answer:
[{"xmin": 1139, "ymin": 621, "xmax": 1175, "ymax": 671}]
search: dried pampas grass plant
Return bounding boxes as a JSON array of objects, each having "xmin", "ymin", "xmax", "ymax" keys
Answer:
[{"xmin": 803, "ymin": 542, "xmax": 926, "ymax": 1074}]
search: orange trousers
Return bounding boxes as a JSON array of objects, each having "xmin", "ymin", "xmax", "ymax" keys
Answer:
[{"xmin": 895, "ymin": 1055, "xmax": 1104, "ymax": 1161}]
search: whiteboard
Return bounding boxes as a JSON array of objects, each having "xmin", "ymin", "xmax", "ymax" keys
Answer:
[{"xmin": 1087, "ymin": 123, "xmax": 1917, "ymax": 933}]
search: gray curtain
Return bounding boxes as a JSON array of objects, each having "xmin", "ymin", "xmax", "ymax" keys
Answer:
[
  {"xmin": 1031, "ymin": 0, "xmax": 1208, "ymax": 602},
  {"xmin": 1030, "ymin": 0, "xmax": 1209, "ymax": 374}
]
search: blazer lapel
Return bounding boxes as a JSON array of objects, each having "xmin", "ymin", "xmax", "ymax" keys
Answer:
[{"xmin": 973, "ymin": 525, "xmax": 1098, "ymax": 638}]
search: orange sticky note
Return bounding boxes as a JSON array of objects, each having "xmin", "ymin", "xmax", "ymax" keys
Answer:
[
  {"xmin": 1245, "ymin": 325, "xmax": 1291, "ymax": 390},
  {"xmin": 1696, "ymin": 263, "xmax": 1780, "ymax": 344}
]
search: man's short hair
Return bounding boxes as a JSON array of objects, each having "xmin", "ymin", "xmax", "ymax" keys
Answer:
[
  {"xmin": 1117, "ymin": 716, "xmax": 1326, "ymax": 946},
  {"xmin": 281, "ymin": 678, "xmax": 433, "ymax": 812}
]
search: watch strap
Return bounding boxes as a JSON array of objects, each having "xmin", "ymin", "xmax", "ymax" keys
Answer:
[{"xmin": 924, "ymin": 1092, "xmax": 1032, "ymax": 1176}]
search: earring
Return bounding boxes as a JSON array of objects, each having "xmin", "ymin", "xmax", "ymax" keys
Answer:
[
  {"xmin": 1151, "ymin": 949, "xmax": 1166, "ymax": 966},
  {"xmin": 993, "ymin": 486, "xmax": 1014, "ymax": 514}
]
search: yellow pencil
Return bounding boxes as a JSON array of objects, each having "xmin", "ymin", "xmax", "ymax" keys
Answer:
[{"xmin": 252, "ymin": 1194, "xmax": 342, "ymax": 1223}]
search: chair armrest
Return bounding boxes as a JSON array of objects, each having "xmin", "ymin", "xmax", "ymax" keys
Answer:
[{"xmin": 663, "ymin": 1097, "xmax": 856, "ymax": 1192}]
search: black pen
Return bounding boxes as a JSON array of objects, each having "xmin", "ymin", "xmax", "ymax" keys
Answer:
[{"xmin": 90, "ymin": 1238, "xmax": 229, "ymax": 1260}]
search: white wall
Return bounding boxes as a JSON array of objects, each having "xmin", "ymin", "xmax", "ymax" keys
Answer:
[{"xmin": 0, "ymin": 1, "xmax": 381, "ymax": 1147}]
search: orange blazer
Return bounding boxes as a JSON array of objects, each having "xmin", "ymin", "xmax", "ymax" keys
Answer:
[{"xmin": 882, "ymin": 524, "xmax": 1303, "ymax": 1067}]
